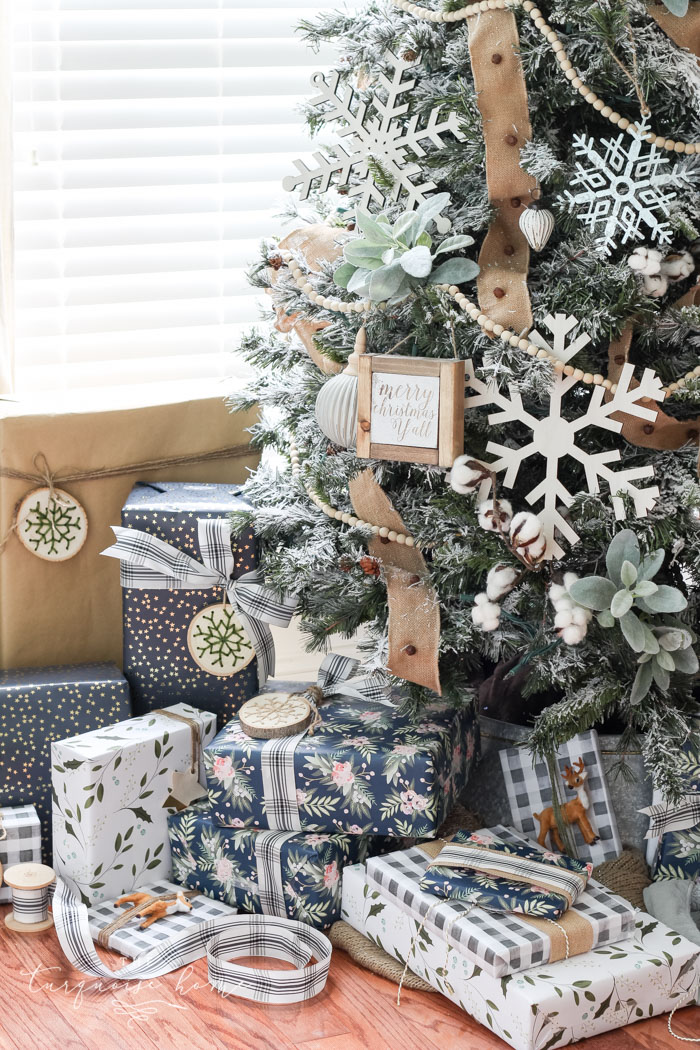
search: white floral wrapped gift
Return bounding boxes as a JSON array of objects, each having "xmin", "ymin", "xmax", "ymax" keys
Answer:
[
  {"xmin": 342, "ymin": 862, "xmax": 699, "ymax": 1050},
  {"xmin": 52, "ymin": 704, "xmax": 216, "ymax": 904}
]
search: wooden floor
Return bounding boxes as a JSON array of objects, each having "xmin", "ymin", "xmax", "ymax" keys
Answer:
[{"xmin": 0, "ymin": 911, "xmax": 697, "ymax": 1050}]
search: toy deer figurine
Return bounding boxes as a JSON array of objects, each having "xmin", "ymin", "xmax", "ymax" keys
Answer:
[
  {"xmin": 114, "ymin": 890, "xmax": 193, "ymax": 929},
  {"xmin": 533, "ymin": 757, "xmax": 599, "ymax": 852}
]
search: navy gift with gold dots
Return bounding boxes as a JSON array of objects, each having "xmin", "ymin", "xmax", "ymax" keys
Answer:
[
  {"xmin": 121, "ymin": 482, "xmax": 258, "ymax": 729},
  {"xmin": 0, "ymin": 663, "xmax": 131, "ymax": 860}
]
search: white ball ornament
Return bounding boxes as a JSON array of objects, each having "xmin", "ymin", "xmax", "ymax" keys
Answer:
[{"xmin": 314, "ymin": 327, "xmax": 366, "ymax": 449}]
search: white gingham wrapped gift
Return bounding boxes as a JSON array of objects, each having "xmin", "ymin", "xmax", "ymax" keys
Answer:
[
  {"xmin": 0, "ymin": 805, "xmax": 42, "ymax": 902},
  {"xmin": 366, "ymin": 826, "xmax": 635, "ymax": 978},
  {"xmin": 499, "ymin": 728, "xmax": 622, "ymax": 865},
  {"xmin": 86, "ymin": 880, "xmax": 238, "ymax": 958}
]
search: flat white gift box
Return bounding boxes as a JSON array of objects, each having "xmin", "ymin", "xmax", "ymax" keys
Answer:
[
  {"xmin": 52, "ymin": 704, "xmax": 216, "ymax": 904},
  {"xmin": 0, "ymin": 805, "xmax": 42, "ymax": 902},
  {"xmin": 366, "ymin": 825, "xmax": 636, "ymax": 977},
  {"xmin": 343, "ymin": 862, "xmax": 700, "ymax": 1050}
]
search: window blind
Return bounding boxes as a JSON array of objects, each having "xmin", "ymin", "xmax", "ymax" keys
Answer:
[{"xmin": 11, "ymin": 0, "xmax": 359, "ymax": 395}]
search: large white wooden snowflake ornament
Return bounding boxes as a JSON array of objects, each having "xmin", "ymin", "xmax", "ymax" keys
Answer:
[
  {"xmin": 282, "ymin": 51, "xmax": 464, "ymax": 232},
  {"xmin": 556, "ymin": 122, "xmax": 688, "ymax": 256},
  {"xmin": 466, "ymin": 314, "xmax": 665, "ymax": 559}
]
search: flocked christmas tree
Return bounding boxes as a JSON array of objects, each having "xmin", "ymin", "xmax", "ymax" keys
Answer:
[{"xmin": 230, "ymin": 0, "xmax": 700, "ymax": 800}]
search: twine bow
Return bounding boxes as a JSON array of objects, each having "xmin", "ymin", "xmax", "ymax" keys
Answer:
[{"xmin": 101, "ymin": 518, "xmax": 296, "ymax": 686}]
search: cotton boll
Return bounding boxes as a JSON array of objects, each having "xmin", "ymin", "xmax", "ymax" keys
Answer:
[
  {"xmin": 554, "ymin": 609, "xmax": 573, "ymax": 629},
  {"xmin": 510, "ymin": 511, "xmax": 543, "ymax": 547},
  {"xmin": 569, "ymin": 606, "xmax": 591, "ymax": 627},
  {"xmin": 627, "ymin": 246, "xmax": 663, "ymax": 276},
  {"xmin": 660, "ymin": 250, "xmax": 694, "ymax": 282},
  {"xmin": 478, "ymin": 498, "xmax": 513, "ymax": 533},
  {"xmin": 448, "ymin": 456, "xmax": 492, "ymax": 495},
  {"xmin": 548, "ymin": 582, "xmax": 568, "ymax": 606},
  {"xmin": 472, "ymin": 592, "xmax": 501, "ymax": 631},
  {"xmin": 642, "ymin": 273, "xmax": 669, "ymax": 298},
  {"xmin": 561, "ymin": 624, "xmax": 586, "ymax": 645},
  {"xmin": 520, "ymin": 533, "xmax": 547, "ymax": 565},
  {"xmin": 562, "ymin": 572, "xmax": 580, "ymax": 591},
  {"xmin": 486, "ymin": 563, "xmax": 518, "ymax": 601}
]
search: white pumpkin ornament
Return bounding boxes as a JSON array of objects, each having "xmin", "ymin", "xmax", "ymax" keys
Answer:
[
  {"xmin": 518, "ymin": 202, "xmax": 555, "ymax": 252},
  {"xmin": 314, "ymin": 327, "xmax": 367, "ymax": 448}
]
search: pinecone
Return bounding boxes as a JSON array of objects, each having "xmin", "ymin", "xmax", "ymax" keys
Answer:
[
  {"xmin": 402, "ymin": 49, "xmax": 418, "ymax": 62},
  {"xmin": 339, "ymin": 555, "xmax": 354, "ymax": 573},
  {"xmin": 359, "ymin": 556, "xmax": 381, "ymax": 577},
  {"xmin": 268, "ymin": 254, "xmax": 284, "ymax": 271}
]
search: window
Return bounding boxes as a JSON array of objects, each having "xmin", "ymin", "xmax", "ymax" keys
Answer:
[{"xmin": 11, "ymin": 1, "xmax": 355, "ymax": 395}]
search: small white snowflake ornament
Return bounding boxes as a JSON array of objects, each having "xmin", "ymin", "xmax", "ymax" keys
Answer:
[
  {"xmin": 17, "ymin": 486, "xmax": 88, "ymax": 561},
  {"xmin": 465, "ymin": 313, "xmax": 665, "ymax": 559},
  {"xmin": 557, "ymin": 122, "xmax": 688, "ymax": 256},
  {"xmin": 187, "ymin": 604, "xmax": 255, "ymax": 677},
  {"xmin": 283, "ymin": 51, "xmax": 464, "ymax": 232}
]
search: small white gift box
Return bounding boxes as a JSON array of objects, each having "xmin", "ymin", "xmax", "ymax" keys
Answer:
[
  {"xmin": 0, "ymin": 805, "xmax": 42, "ymax": 902},
  {"xmin": 52, "ymin": 704, "xmax": 216, "ymax": 904},
  {"xmin": 343, "ymin": 862, "xmax": 699, "ymax": 1050},
  {"xmin": 366, "ymin": 825, "xmax": 635, "ymax": 978}
]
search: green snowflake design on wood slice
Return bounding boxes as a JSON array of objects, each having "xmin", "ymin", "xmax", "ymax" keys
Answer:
[
  {"xmin": 186, "ymin": 603, "xmax": 255, "ymax": 677},
  {"xmin": 16, "ymin": 486, "xmax": 88, "ymax": 561}
]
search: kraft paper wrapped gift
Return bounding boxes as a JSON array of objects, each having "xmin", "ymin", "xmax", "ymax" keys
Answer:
[
  {"xmin": 0, "ymin": 663, "xmax": 132, "ymax": 859},
  {"xmin": 366, "ymin": 825, "xmax": 635, "ymax": 978},
  {"xmin": 0, "ymin": 393, "xmax": 259, "ymax": 670},
  {"xmin": 86, "ymin": 879, "xmax": 237, "ymax": 959},
  {"xmin": 204, "ymin": 697, "xmax": 478, "ymax": 837},
  {"xmin": 111, "ymin": 481, "xmax": 274, "ymax": 729},
  {"xmin": 52, "ymin": 703, "xmax": 216, "ymax": 905},
  {"xmin": 342, "ymin": 861, "xmax": 700, "ymax": 1050},
  {"xmin": 0, "ymin": 805, "xmax": 42, "ymax": 902},
  {"xmin": 168, "ymin": 804, "xmax": 376, "ymax": 930}
]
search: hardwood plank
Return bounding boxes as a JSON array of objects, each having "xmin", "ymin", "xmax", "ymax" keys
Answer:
[{"xmin": 296, "ymin": 1035, "xmax": 367, "ymax": 1050}]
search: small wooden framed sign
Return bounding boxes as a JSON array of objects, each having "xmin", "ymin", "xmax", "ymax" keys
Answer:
[{"xmin": 357, "ymin": 355, "xmax": 465, "ymax": 467}]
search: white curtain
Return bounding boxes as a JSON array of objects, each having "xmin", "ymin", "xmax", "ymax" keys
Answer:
[{"xmin": 0, "ymin": 0, "xmax": 14, "ymax": 396}]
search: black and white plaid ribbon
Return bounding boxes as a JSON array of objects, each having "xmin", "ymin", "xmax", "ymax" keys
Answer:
[
  {"xmin": 427, "ymin": 844, "xmax": 589, "ymax": 905},
  {"xmin": 102, "ymin": 518, "xmax": 296, "ymax": 685},
  {"xmin": 52, "ymin": 878, "xmax": 331, "ymax": 1003},
  {"xmin": 257, "ymin": 653, "xmax": 392, "ymax": 831},
  {"xmin": 639, "ymin": 794, "xmax": 700, "ymax": 839}
]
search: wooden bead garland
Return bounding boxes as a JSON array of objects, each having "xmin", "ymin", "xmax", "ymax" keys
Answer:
[{"xmin": 390, "ymin": 0, "xmax": 700, "ymax": 155}]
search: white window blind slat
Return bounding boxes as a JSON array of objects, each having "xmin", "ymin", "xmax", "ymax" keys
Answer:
[{"xmin": 12, "ymin": 1, "xmax": 362, "ymax": 394}]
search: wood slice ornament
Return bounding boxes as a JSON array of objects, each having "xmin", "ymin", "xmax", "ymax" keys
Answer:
[
  {"xmin": 186, "ymin": 603, "xmax": 256, "ymax": 677},
  {"xmin": 16, "ymin": 486, "xmax": 88, "ymax": 561},
  {"xmin": 238, "ymin": 691, "xmax": 314, "ymax": 739}
]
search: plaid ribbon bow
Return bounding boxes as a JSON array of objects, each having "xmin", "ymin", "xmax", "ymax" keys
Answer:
[
  {"xmin": 314, "ymin": 652, "xmax": 391, "ymax": 707},
  {"xmin": 102, "ymin": 518, "xmax": 296, "ymax": 686},
  {"xmin": 639, "ymin": 794, "xmax": 700, "ymax": 839}
]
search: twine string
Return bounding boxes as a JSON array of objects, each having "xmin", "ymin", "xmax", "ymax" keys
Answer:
[{"xmin": 0, "ymin": 442, "xmax": 252, "ymax": 557}]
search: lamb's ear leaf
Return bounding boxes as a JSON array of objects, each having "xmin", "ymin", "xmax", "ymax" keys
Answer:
[
  {"xmin": 651, "ymin": 660, "xmax": 671, "ymax": 692},
  {"xmin": 642, "ymin": 585, "xmax": 687, "ymax": 613},
  {"xmin": 355, "ymin": 209, "xmax": 395, "ymax": 244},
  {"xmin": 630, "ymin": 661, "xmax": 653, "ymax": 704},
  {"xmin": 638, "ymin": 549, "xmax": 665, "ymax": 581},
  {"xmin": 674, "ymin": 647, "xmax": 699, "ymax": 674},
  {"xmin": 606, "ymin": 530, "xmax": 640, "ymax": 586},
  {"xmin": 411, "ymin": 192, "xmax": 451, "ymax": 236},
  {"xmin": 661, "ymin": 0, "xmax": 689, "ymax": 16},
  {"xmin": 333, "ymin": 262, "xmax": 356, "ymax": 289},
  {"xmin": 569, "ymin": 576, "xmax": 616, "ymax": 611},
  {"xmin": 619, "ymin": 610, "xmax": 646, "ymax": 652},
  {"xmin": 428, "ymin": 258, "xmax": 480, "ymax": 284}
]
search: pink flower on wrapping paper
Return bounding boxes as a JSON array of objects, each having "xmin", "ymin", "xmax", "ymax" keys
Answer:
[
  {"xmin": 331, "ymin": 761, "xmax": 355, "ymax": 786},
  {"xmin": 212, "ymin": 755, "xmax": 234, "ymax": 781},
  {"xmin": 224, "ymin": 726, "xmax": 249, "ymax": 744},
  {"xmin": 586, "ymin": 863, "xmax": 594, "ymax": 875},
  {"xmin": 468, "ymin": 833, "xmax": 494, "ymax": 845},
  {"xmin": 357, "ymin": 711, "xmax": 383, "ymax": 723},
  {"xmin": 230, "ymin": 818, "xmax": 245, "ymax": 828},
  {"xmin": 466, "ymin": 734, "xmax": 476, "ymax": 761},
  {"xmin": 296, "ymin": 789, "xmax": 308, "ymax": 807},
  {"xmin": 323, "ymin": 861, "xmax": 340, "ymax": 889},
  {"xmin": 399, "ymin": 789, "xmax": 428, "ymax": 814},
  {"xmin": 306, "ymin": 834, "xmax": 331, "ymax": 846},
  {"xmin": 347, "ymin": 824, "xmax": 363, "ymax": 835},
  {"xmin": 344, "ymin": 736, "xmax": 371, "ymax": 747},
  {"xmin": 416, "ymin": 722, "xmax": 444, "ymax": 735},
  {"xmin": 392, "ymin": 744, "xmax": 418, "ymax": 757},
  {"xmin": 215, "ymin": 857, "xmax": 233, "ymax": 881},
  {"xmin": 542, "ymin": 851, "xmax": 560, "ymax": 862}
]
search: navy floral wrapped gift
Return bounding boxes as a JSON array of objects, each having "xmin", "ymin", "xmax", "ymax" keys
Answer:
[
  {"xmin": 204, "ymin": 698, "xmax": 478, "ymax": 837},
  {"xmin": 419, "ymin": 830, "xmax": 592, "ymax": 919},
  {"xmin": 168, "ymin": 804, "xmax": 374, "ymax": 929},
  {"xmin": 651, "ymin": 741, "xmax": 700, "ymax": 880}
]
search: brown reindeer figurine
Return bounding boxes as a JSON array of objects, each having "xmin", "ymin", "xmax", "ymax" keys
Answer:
[
  {"xmin": 533, "ymin": 757, "xmax": 599, "ymax": 852},
  {"xmin": 114, "ymin": 890, "xmax": 193, "ymax": 929}
]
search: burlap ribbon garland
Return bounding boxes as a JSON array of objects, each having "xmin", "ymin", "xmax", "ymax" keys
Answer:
[
  {"xmin": 349, "ymin": 468, "xmax": 441, "ymax": 694},
  {"xmin": 647, "ymin": 3, "xmax": 700, "ymax": 56},
  {"xmin": 607, "ymin": 281, "xmax": 700, "ymax": 460},
  {"xmin": 467, "ymin": 8, "xmax": 537, "ymax": 334},
  {"xmin": 268, "ymin": 224, "xmax": 346, "ymax": 376},
  {"xmin": 417, "ymin": 838, "xmax": 594, "ymax": 962}
]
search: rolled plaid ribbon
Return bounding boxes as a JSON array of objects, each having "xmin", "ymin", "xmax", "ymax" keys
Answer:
[
  {"xmin": 102, "ymin": 517, "xmax": 296, "ymax": 686},
  {"xmin": 639, "ymin": 794, "xmax": 700, "ymax": 839},
  {"xmin": 52, "ymin": 878, "xmax": 332, "ymax": 1003}
]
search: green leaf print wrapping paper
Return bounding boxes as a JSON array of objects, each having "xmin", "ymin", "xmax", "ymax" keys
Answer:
[{"xmin": 52, "ymin": 703, "xmax": 216, "ymax": 904}]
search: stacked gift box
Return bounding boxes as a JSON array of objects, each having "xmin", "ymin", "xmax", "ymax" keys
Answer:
[{"xmin": 339, "ymin": 824, "xmax": 700, "ymax": 1048}]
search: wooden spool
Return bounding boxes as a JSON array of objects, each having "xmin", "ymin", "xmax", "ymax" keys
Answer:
[
  {"xmin": 3, "ymin": 862, "xmax": 56, "ymax": 934},
  {"xmin": 238, "ymin": 691, "xmax": 313, "ymax": 739}
]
